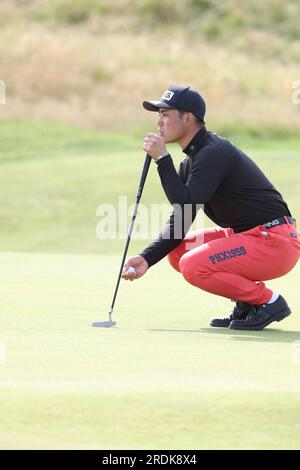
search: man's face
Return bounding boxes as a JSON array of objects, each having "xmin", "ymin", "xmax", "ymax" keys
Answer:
[{"xmin": 157, "ymin": 108, "xmax": 186, "ymax": 144}]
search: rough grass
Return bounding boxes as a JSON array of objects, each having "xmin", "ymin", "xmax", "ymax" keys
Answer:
[{"xmin": 0, "ymin": 0, "xmax": 299, "ymax": 135}]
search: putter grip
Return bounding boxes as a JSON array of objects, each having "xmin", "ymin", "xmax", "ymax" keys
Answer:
[{"xmin": 137, "ymin": 154, "xmax": 151, "ymax": 200}]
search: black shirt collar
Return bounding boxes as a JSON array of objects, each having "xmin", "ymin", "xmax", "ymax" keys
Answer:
[{"xmin": 183, "ymin": 126, "xmax": 207, "ymax": 157}]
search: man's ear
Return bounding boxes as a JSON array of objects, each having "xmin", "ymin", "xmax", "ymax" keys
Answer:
[{"xmin": 185, "ymin": 112, "xmax": 192, "ymax": 124}]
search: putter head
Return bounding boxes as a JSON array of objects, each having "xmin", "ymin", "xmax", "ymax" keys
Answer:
[{"xmin": 91, "ymin": 321, "xmax": 116, "ymax": 328}]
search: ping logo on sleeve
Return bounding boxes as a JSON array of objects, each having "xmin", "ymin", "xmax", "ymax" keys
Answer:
[{"xmin": 209, "ymin": 246, "xmax": 247, "ymax": 264}]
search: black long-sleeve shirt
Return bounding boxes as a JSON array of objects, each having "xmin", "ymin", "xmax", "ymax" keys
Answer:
[{"xmin": 140, "ymin": 127, "xmax": 291, "ymax": 267}]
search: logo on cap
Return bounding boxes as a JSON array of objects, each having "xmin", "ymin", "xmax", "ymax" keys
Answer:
[{"xmin": 161, "ymin": 90, "xmax": 174, "ymax": 101}]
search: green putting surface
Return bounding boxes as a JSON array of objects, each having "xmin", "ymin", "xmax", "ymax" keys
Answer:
[{"xmin": 1, "ymin": 252, "xmax": 299, "ymax": 449}]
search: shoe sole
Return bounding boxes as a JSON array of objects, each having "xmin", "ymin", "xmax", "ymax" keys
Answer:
[
  {"xmin": 229, "ymin": 308, "xmax": 291, "ymax": 331},
  {"xmin": 210, "ymin": 321, "xmax": 231, "ymax": 328}
]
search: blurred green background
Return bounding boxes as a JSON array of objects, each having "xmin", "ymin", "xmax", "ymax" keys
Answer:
[
  {"xmin": 1, "ymin": 0, "xmax": 300, "ymax": 451},
  {"xmin": 0, "ymin": 0, "xmax": 299, "ymax": 254}
]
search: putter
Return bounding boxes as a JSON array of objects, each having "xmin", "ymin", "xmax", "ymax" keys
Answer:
[{"xmin": 91, "ymin": 153, "xmax": 152, "ymax": 328}]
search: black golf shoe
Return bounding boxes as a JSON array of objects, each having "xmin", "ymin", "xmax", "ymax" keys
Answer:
[
  {"xmin": 229, "ymin": 295, "xmax": 291, "ymax": 331},
  {"xmin": 210, "ymin": 301, "xmax": 252, "ymax": 328}
]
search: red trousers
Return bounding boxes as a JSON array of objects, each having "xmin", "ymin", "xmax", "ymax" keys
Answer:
[{"xmin": 168, "ymin": 221, "xmax": 300, "ymax": 305}]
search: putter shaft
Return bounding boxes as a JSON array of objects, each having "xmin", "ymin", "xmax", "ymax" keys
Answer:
[
  {"xmin": 108, "ymin": 154, "xmax": 152, "ymax": 320},
  {"xmin": 92, "ymin": 153, "xmax": 151, "ymax": 328}
]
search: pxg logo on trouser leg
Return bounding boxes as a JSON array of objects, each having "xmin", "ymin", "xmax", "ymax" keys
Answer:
[{"xmin": 209, "ymin": 246, "xmax": 247, "ymax": 265}]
